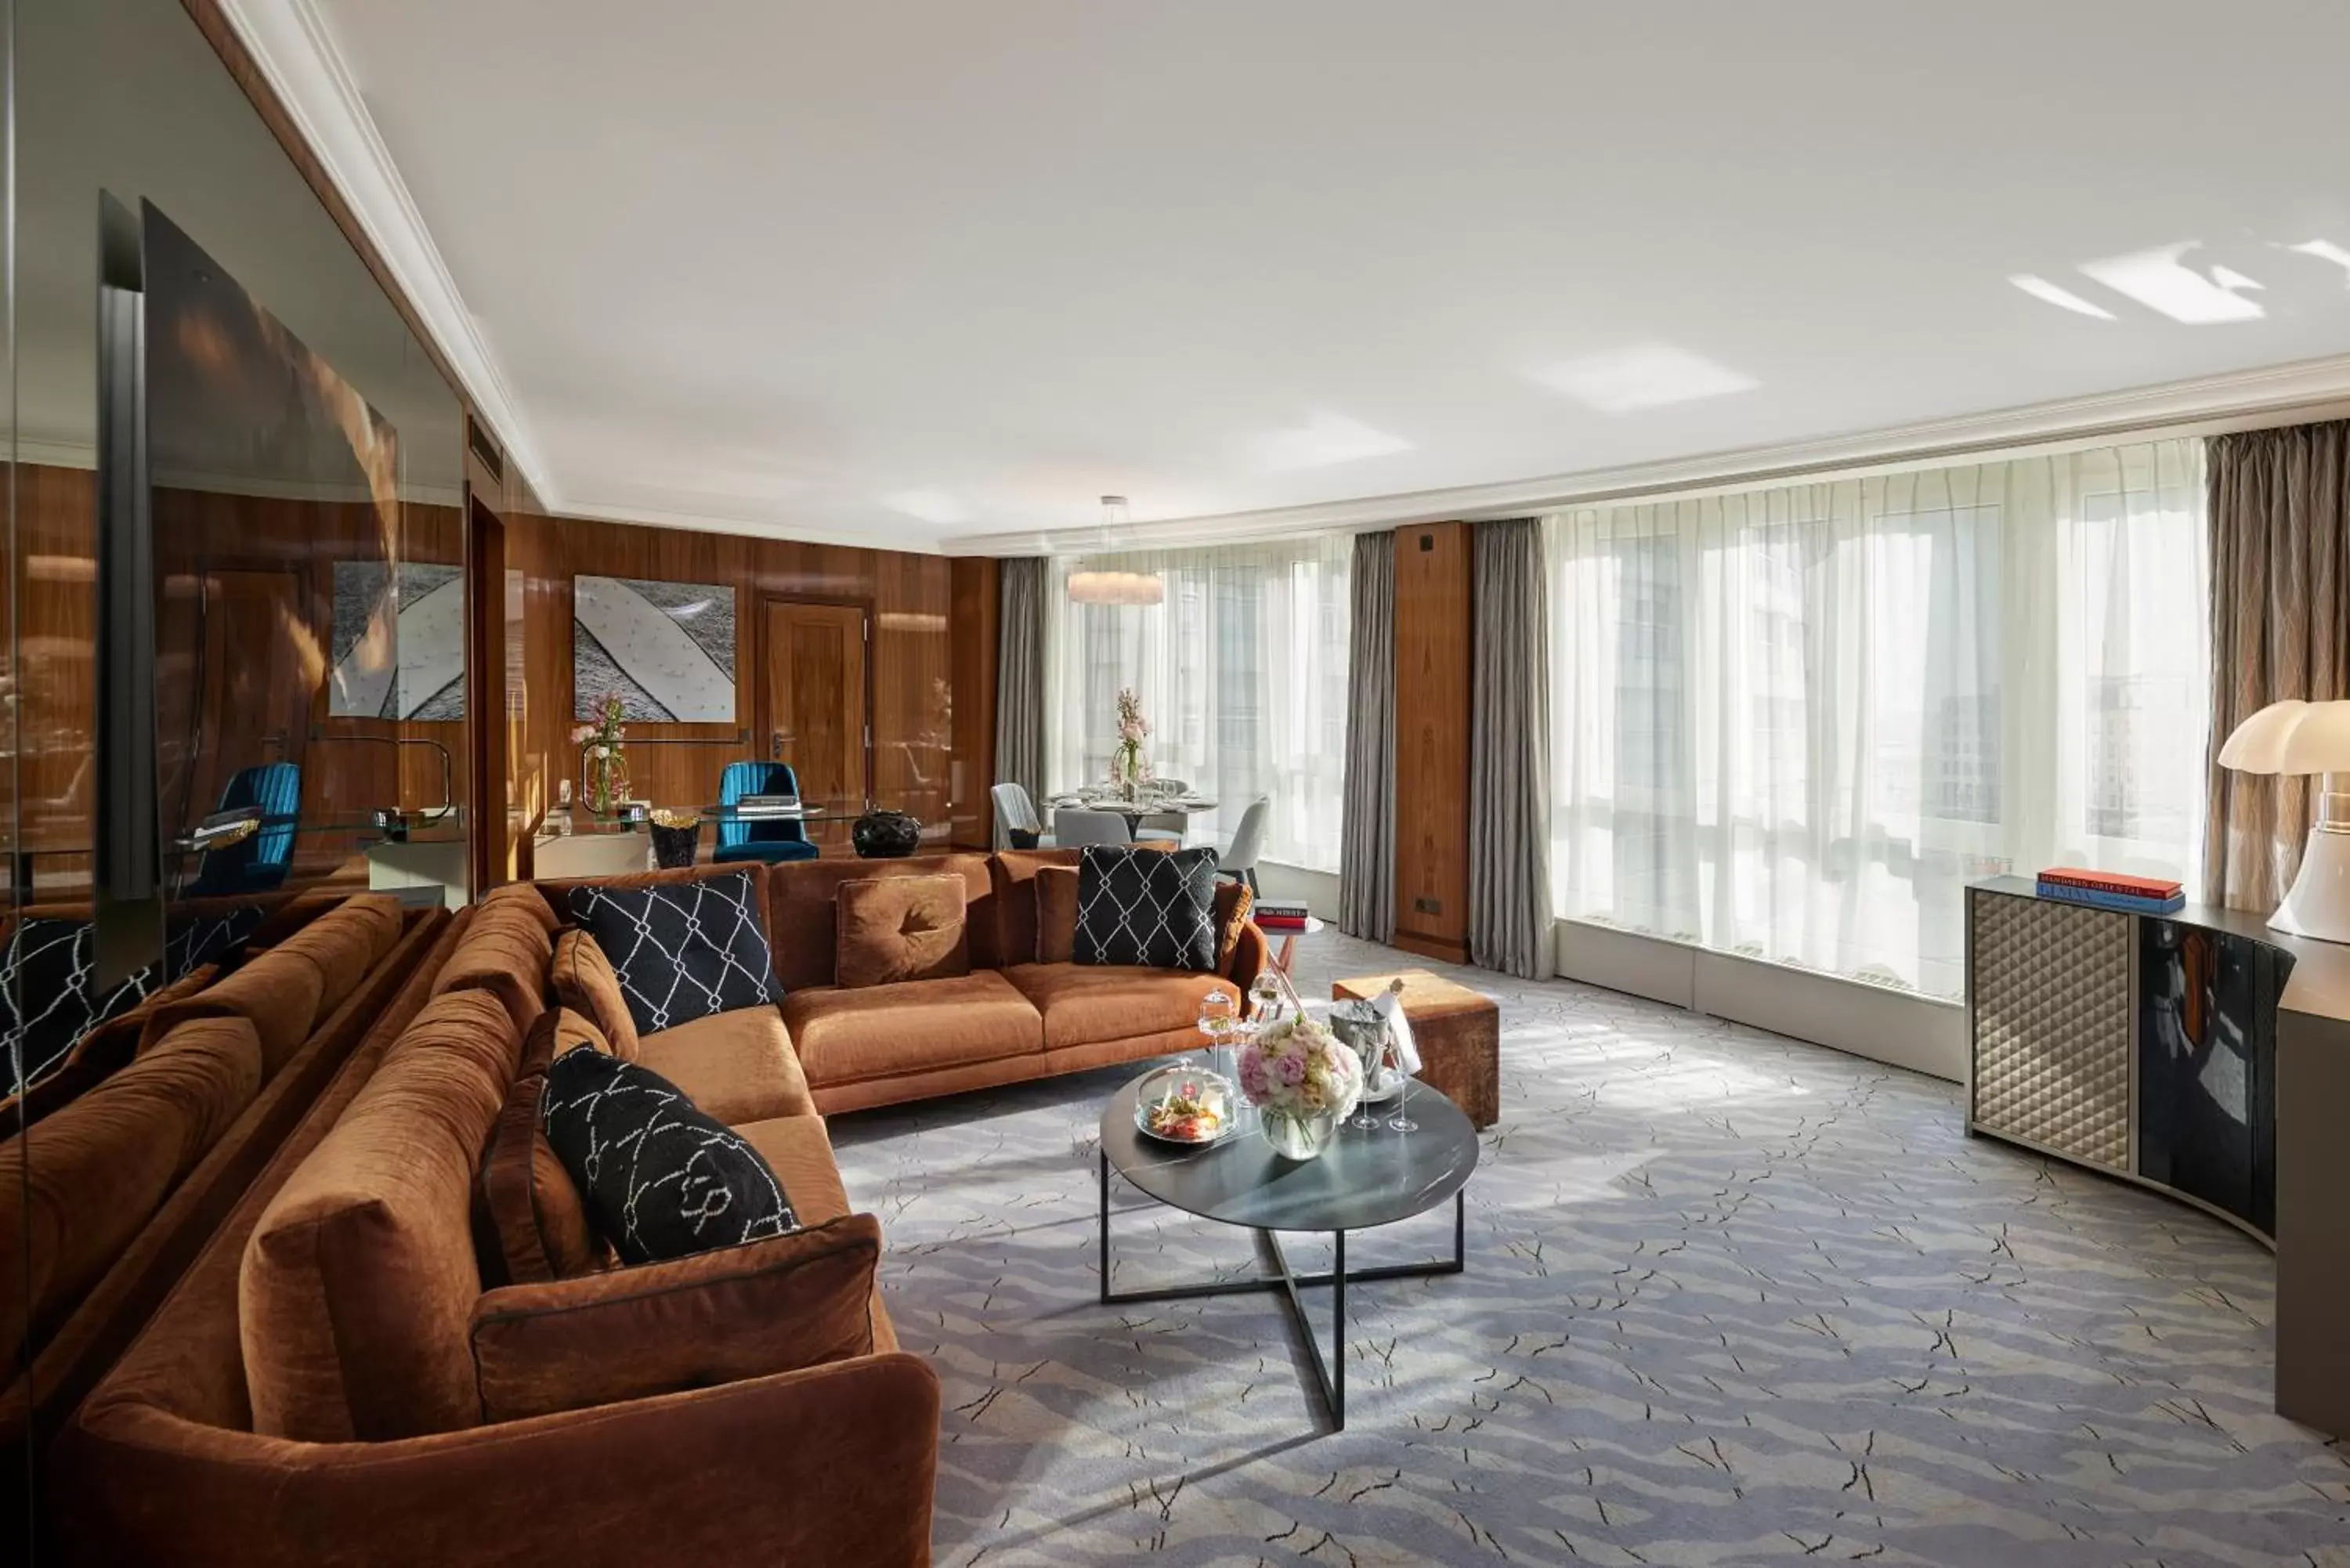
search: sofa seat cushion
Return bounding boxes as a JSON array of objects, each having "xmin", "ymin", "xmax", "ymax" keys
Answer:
[
  {"xmin": 734, "ymin": 1114, "xmax": 854, "ymax": 1225},
  {"xmin": 781, "ymin": 972, "xmax": 1042, "ymax": 1087},
  {"xmin": 634, "ymin": 1006, "xmax": 812, "ymax": 1125},
  {"xmin": 1003, "ymin": 962, "xmax": 1233, "ymax": 1052}
]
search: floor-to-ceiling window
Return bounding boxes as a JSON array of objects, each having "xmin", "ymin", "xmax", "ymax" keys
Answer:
[
  {"xmin": 1045, "ymin": 535, "xmax": 1351, "ymax": 872},
  {"xmin": 1546, "ymin": 439, "xmax": 2207, "ymax": 999}
]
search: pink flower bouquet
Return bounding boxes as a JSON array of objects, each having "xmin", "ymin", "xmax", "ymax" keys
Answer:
[{"xmin": 1236, "ymin": 1013, "xmax": 1363, "ymax": 1158}]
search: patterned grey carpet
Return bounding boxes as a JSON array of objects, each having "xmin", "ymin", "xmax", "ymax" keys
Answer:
[{"xmin": 826, "ymin": 934, "xmax": 2350, "ymax": 1566}]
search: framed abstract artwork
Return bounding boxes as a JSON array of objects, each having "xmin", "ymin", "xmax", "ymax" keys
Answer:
[{"xmin": 573, "ymin": 575, "xmax": 736, "ymax": 721}]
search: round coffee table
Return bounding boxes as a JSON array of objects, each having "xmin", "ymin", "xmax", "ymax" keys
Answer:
[{"xmin": 1097, "ymin": 1073, "xmax": 1478, "ymax": 1429}]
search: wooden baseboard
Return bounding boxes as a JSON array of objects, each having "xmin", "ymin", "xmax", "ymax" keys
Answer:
[{"xmin": 1390, "ymin": 930, "xmax": 1470, "ymax": 966}]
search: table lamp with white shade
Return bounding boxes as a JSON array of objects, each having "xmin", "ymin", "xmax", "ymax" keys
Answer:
[{"xmin": 2217, "ymin": 698, "xmax": 2350, "ymax": 942}]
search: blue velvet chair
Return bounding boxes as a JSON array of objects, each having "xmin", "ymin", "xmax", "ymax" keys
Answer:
[
  {"xmin": 189, "ymin": 762, "xmax": 301, "ymax": 896},
  {"xmin": 714, "ymin": 760, "xmax": 821, "ymax": 865}
]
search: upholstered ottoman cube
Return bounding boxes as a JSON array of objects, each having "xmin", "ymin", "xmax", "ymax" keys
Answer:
[{"xmin": 1330, "ymin": 969, "xmax": 1499, "ymax": 1129}]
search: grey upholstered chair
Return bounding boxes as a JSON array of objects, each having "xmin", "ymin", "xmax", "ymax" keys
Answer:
[
  {"xmin": 1052, "ymin": 808, "xmax": 1134, "ymax": 848},
  {"xmin": 991, "ymin": 782, "xmax": 1054, "ymax": 848},
  {"xmin": 1216, "ymin": 797, "xmax": 1270, "ymax": 893}
]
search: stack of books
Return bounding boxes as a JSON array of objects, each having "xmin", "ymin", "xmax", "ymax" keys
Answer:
[
  {"xmin": 1253, "ymin": 900, "xmax": 1312, "ymax": 932},
  {"xmin": 2036, "ymin": 867, "xmax": 2186, "ymax": 916}
]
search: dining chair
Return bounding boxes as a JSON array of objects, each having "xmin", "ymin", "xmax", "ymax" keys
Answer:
[
  {"xmin": 1216, "ymin": 797, "xmax": 1270, "ymax": 894},
  {"xmin": 991, "ymin": 782, "xmax": 1054, "ymax": 849},
  {"xmin": 1053, "ymin": 808, "xmax": 1133, "ymax": 848},
  {"xmin": 715, "ymin": 761, "xmax": 821, "ymax": 864}
]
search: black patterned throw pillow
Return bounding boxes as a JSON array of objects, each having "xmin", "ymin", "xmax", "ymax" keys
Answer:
[
  {"xmin": 540, "ymin": 1046, "xmax": 797, "ymax": 1265},
  {"xmin": 566, "ymin": 873, "xmax": 781, "ymax": 1036},
  {"xmin": 1072, "ymin": 846, "xmax": 1220, "ymax": 973}
]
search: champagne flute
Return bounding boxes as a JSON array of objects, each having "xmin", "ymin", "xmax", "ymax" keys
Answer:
[{"xmin": 1384, "ymin": 1035, "xmax": 1418, "ymax": 1133}]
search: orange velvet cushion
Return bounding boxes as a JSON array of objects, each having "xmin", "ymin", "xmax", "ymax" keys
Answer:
[
  {"xmin": 240, "ymin": 988, "xmax": 521, "ymax": 1442},
  {"xmin": 431, "ymin": 900, "xmax": 555, "ymax": 1034},
  {"xmin": 834, "ymin": 875, "xmax": 970, "ymax": 990},
  {"xmin": 551, "ymin": 928, "xmax": 638, "ymax": 1060},
  {"xmin": 1213, "ymin": 879, "xmax": 1253, "ymax": 969},
  {"xmin": 468, "ymin": 1215, "xmax": 880, "ymax": 1423},
  {"xmin": 139, "ymin": 947, "xmax": 325, "ymax": 1078},
  {"xmin": 1036, "ymin": 866, "xmax": 1078, "ymax": 965},
  {"xmin": 481, "ymin": 881, "xmax": 562, "ymax": 935},
  {"xmin": 273, "ymin": 895, "xmax": 401, "ymax": 1017},
  {"xmin": 1001, "ymin": 962, "xmax": 1232, "ymax": 1052},
  {"xmin": 478, "ymin": 1010, "xmax": 613, "ymax": 1286},
  {"xmin": 783, "ymin": 972, "xmax": 1043, "ymax": 1085},
  {"xmin": 634, "ymin": 1007, "xmax": 813, "ymax": 1125}
]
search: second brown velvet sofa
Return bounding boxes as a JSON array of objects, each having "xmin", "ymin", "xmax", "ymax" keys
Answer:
[{"xmin": 528, "ymin": 847, "xmax": 1269, "ymax": 1117}]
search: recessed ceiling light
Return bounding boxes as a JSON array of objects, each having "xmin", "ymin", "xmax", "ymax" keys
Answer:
[
  {"xmin": 2077, "ymin": 244, "xmax": 2265, "ymax": 323},
  {"xmin": 1250, "ymin": 411, "xmax": 1411, "ymax": 472},
  {"xmin": 2288, "ymin": 239, "xmax": 2350, "ymax": 284},
  {"xmin": 881, "ymin": 488, "xmax": 973, "ymax": 526},
  {"xmin": 2008, "ymin": 273, "xmax": 2117, "ymax": 320},
  {"xmin": 1530, "ymin": 344, "xmax": 1759, "ymax": 414}
]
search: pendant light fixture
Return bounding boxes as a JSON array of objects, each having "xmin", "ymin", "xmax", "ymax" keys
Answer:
[{"xmin": 1065, "ymin": 495, "xmax": 1164, "ymax": 606}]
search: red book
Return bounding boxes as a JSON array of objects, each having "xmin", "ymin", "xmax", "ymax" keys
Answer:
[{"xmin": 2038, "ymin": 866, "xmax": 2182, "ymax": 900}]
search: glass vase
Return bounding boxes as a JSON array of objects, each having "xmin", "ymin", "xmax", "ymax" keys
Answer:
[
  {"xmin": 1258, "ymin": 1107, "xmax": 1338, "ymax": 1161},
  {"xmin": 583, "ymin": 745, "xmax": 629, "ymax": 815}
]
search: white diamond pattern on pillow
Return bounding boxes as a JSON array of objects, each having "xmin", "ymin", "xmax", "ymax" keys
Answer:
[
  {"xmin": 566, "ymin": 873, "xmax": 781, "ymax": 1036},
  {"xmin": 1072, "ymin": 847, "xmax": 1220, "ymax": 972},
  {"xmin": 1970, "ymin": 891, "xmax": 2134, "ymax": 1171}
]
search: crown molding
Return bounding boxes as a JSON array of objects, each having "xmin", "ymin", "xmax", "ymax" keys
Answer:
[
  {"xmin": 553, "ymin": 498, "xmax": 945, "ymax": 555},
  {"xmin": 213, "ymin": 0, "xmax": 557, "ymax": 508},
  {"xmin": 942, "ymin": 352, "xmax": 2350, "ymax": 556}
]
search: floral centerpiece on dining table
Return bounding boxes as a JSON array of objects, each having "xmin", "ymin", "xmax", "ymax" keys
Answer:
[
  {"xmin": 1108, "ymin": 685, "xmax": 1151, "ymax": 800},
  {"xmin": 572, "ymin": 692, "xmax": 631, "ymax": 815},
  {"xmin": 1236, "ymin": 1011, "xmax": 1364, "ymax": 1160}
]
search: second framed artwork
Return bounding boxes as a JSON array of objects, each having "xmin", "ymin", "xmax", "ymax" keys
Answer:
[{"xmin": 573, "ymin": 574, "xmax": 737, "ymax": 721}]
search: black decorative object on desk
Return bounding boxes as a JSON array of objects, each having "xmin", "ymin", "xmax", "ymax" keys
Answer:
[
  {"xmin": 649, "ymin": 810, "xmax": 702, "ymax": 869},
  {"xmin": 852, "ymin": 808, "xmax": 923, "ymax": 858}
]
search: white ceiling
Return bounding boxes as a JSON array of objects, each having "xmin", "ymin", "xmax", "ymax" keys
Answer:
[{"xmin": 287, "ymin": 0, "xmax": 2350, "ymax": 552}]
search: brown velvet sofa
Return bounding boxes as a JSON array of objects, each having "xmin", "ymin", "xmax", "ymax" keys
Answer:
[
  {"xmin": 54, "ymin": 851, "xmax": 1262, "ymax": 1566},
  {"xmin": 527, "ymin": 848, "xmax": 1268, "ymax": 1117},
  {"xmin": 3, "ymin": 893, "xmax": 443, "ymax": 1536},
  {"xmin": 54, "ymin": 886, "xmax": 942, "ymax": 1568}
]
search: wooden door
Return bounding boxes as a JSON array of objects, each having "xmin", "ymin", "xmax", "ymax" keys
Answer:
[{"xmin": 761, "ymin": 599, "xmax": 869, "ymax": 810}]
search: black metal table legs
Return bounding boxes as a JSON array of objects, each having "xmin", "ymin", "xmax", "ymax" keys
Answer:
[{"xmin": 1097, "ymin": 1149, "xmax": 1466, "ymax": 1431}]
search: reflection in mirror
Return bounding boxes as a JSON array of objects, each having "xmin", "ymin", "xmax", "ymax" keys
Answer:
[{"xmin": 5, "ymin": 0, "xmax": 471, "ymax": 1554}]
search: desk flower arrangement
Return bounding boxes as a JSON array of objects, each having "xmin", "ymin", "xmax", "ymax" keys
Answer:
[
  {"xmin": 1238, "ymin": 1013, "xmax": 1363, "ymax": 1160},
  {"xmin": 573, "ymin": 692, "xmax": 631, "ymax": 815},
  {"xmin": 1109, "ymin": 685, "xmax": 1151, "ymax": 799}
]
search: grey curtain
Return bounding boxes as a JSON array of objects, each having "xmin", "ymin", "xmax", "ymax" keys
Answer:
[
  {"xmin": 1469, "ymin": 518, "xmax": 1553, "ymax": 977},
  {"xmin": 995, "ymin": 557, "xmax": 1050, "ymax": 846},
  {"xmin": 2205, "ymin": 421, "xmax": 2350, "ymax": 910},
  {"xmin": 1337, "ymin": 532, "xmax": 1396, "ymax": 941}
]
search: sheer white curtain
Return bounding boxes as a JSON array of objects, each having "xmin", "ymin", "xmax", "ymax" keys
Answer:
[
  {"xmin": 1547, "ymin": 439, "xmax": 2207, "ymax": 999},
  {"xmin": 1046, "ymin": 535, "xmax": 1352, "ymax": 872}
]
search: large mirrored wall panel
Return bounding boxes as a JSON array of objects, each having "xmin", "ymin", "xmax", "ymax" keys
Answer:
[{"xmin": 6, "ymin": 0, "xmax": 470, "ymax": 1551}]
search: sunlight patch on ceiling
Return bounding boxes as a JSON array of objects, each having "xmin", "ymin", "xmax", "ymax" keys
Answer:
[
  {"xmin": 1531, "ymin": 344, "xmax": 1760, "ymax": 414},
  {"xmin": 2077, "ymin": 244, "xmax": 2265, "ymax": 324},
  {"xmin": 1249, "ymin": 411, "xmax": 1412, "ymax": 472},
  {"xmin": 2009, "ymin": 273, "xmax": 2117, "ymax": 320}
]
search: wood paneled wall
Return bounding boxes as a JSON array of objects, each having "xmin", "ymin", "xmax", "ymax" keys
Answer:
[
  {"xmin": 1392, "ymin": 520, "xmax": 1473, "ymax": 964},
  {"xmin": 504, "ymin": 511, "xmax": 1000, "ymax": 858}
]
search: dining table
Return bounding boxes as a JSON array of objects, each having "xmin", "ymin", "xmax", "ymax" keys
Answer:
[{"xmin": 1047, "ymin": 789, "xmax": 1219, "ymax": 838}]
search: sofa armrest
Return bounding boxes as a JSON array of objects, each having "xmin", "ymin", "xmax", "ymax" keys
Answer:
[
  {"xmin": 1228, "ymin": 919, "xmax": 1269, "ymax": 1000},
  {"xmin": 60, "ymin": 1351, "xmax": 940, "ymax": 1568},
  {"xmin": 470, "ymin": 1215, "xmax": 882, "ymax": 1422}
]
